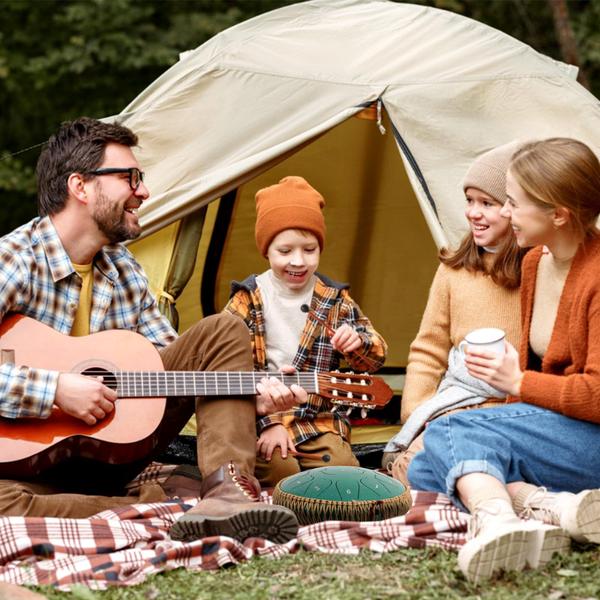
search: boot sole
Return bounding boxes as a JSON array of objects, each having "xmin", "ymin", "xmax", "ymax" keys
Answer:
[
  {"xmin": 567, "ymin": 489, "xmax": 600, "ymax": 544},
  {"xmin": 459, "ymin": 522, "xmax": 571, "ymax": 583},
  {"xmin": 528, "ymin": 524, "xmax": 571, "ymax": 568},
  {"xmin": 458, "ymin": 528, "xmax": 532, "ymax": 583},
  {"xmin": 170, "ymin": 505, "xmax": 299, "ymax": 544}
]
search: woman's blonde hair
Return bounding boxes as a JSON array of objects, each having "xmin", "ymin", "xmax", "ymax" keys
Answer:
[{"xmin": 509, "ymin": 138, "xmax": 600, "ymax": 239}]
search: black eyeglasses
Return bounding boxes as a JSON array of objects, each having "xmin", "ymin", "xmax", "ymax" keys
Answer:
[{"xmin": 84, "ymin": 167, "xmax": 145, "ymax": 191}]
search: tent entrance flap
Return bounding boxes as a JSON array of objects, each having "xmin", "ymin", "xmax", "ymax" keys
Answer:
[
  {"xmin": 158, "ymin": 207, "xmax": 208, "ymax": 330},
  {"xmin": 131, "ymin": 109, "xmax": 439, "ymax": 368},
  {"xmin": 200, "ymin": 189, "xmax": 237, "ymax": 317},
  {"xmin": 205, "ymin": 110, "xmax": 439, "ymax": 368}
]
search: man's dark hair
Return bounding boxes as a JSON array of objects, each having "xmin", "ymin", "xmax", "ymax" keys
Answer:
[{"xmin": 36, "ymin": 117, "xmax": 138, "ymax": 216}]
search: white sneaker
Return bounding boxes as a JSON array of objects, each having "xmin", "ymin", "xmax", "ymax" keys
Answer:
[
  {"xmin": 459, "ymin": 504, "xmax": 569, "ymax": 583},
  {"xmin": 527, "ymin": 521, "xmax": 571, "ymax": 568},
  {"xmin": 522, "ymin": 488, "xmax": 600, "ymax": 544}
]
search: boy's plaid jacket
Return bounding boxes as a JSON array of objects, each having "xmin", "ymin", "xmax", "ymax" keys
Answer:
[{"xmin": 224, "ymin": 272, "xmax": 387, "ymax": 445}]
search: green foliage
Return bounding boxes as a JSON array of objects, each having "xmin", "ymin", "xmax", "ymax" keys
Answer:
[
  {"xmin": 572, "ymin": 0, "xmax": 600, "ymax": 89},
  {"xmin": 0, "ymin": 152, "xmax": 37, "ymax": 232},
  {"xmin": 0, "ymin": 153, "xmax": 35, "ymax": 194},
  {"xmin": 0, "ymin": 0, "xmax": 292, "ymax": 234},
  {"xmin": 0, "ymin": 0, "xmax": 598, "ymax": 236}
]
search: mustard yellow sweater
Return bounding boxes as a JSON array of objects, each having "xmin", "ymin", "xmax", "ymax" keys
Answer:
[{"xmin": 401, "ymin": 261, "xmax": 521, "ymax": 423}]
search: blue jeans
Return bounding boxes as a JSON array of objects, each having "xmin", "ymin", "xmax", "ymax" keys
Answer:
[{"xmin": 408, "ymin": 403, "xmax": 600, "ymax": 512}]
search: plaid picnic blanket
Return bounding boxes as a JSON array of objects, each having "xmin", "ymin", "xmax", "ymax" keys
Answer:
[{"xmin": 0, "ymin": 464, "xmax": 468, "ymax": 591}]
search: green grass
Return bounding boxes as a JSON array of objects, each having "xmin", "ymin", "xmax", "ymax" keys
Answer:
[{"xmin": 34, "ymin": 543, "xmax": 600, "ymax": 600}]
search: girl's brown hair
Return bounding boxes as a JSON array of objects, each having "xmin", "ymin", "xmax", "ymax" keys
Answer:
[
  {"xmin": 509, "ymin": 138, "xmax": 600, "ymax": 240},
  {"xmin": 440, "ymin": 227, "xmax": 527, "ymax": 290}
]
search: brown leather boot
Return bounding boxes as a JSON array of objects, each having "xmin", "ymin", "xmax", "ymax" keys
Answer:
[
  {"xmin": 159, "ymin": 465, "xmax": 203, "ymax": 498},
  {"xmin": 169, "ymin": 462, "xmax": 298, "ymax": 543}
]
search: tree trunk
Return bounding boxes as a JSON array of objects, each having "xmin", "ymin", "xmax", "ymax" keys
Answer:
[{"xmin": 548, "ymin": 0, "xmax": 590, "ymax": 90}]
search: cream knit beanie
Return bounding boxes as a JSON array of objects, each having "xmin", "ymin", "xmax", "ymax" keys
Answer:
[{"xmin": 462, "ymin": 140, "xmax": 523, "ymax": 202}]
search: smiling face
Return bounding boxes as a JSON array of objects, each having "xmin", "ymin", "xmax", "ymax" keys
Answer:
[
  {"xmin": 266, "ymin": 229, "xmax": 320, "ymax": 291},
  {"xmin": 464, "ymin": 187, "xmax": 511, "ymax": 248},
  {"xmin": 502, "ymin": 169, "xmax": 555, "ymax": 248},
  {"xmin": 86, "ymin": 143, "xmax": 149, "ymax": 244}
]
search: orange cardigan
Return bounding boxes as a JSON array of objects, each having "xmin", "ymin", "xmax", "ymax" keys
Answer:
[{"xmin": 510, "ymin": 235, "xmax": 600, "ymax": 424}]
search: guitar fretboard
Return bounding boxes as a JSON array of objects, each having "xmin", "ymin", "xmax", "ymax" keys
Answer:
[{"xmin": 90, "ymin": 370, "xmax": 319, "ymax": 398}]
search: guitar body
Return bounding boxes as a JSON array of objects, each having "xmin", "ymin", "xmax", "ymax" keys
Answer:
[
  {"xmin": 0, "ymin": 316, "xmax": 394, "ymax": 480},
  {"xmin": 0, "ymin": 315, "xmax": 166, "ymax": 478}
]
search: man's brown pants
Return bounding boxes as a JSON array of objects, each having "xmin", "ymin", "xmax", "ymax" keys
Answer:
[{"xmin": 0, "ymin": 313, "xmax": 256, "ymax": 518}]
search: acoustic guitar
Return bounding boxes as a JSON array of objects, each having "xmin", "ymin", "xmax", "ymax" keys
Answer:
[{"xmin": 0, "ymin": 314, "xmax": 392, "ymax": 478}]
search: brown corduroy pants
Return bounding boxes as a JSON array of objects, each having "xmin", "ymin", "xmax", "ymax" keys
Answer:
[{"xmin": 0, "ymin": 312, "xmax": 256, "ymax": 518}]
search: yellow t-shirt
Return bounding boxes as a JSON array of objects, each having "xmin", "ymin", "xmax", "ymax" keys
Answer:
[{"xmin": 71, "ymin": 262, "xmax": 93, "ymax": 337}]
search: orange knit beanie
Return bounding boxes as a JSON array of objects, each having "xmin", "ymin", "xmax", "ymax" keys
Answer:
[{"xmin": 255, "ymin": 176, "xmax": 326, "ymax": 256}]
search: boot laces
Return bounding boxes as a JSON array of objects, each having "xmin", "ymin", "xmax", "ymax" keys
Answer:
[
  {"xmin": 468, "ymin": 501, "xmax": 519, "ymax": 539},
  {"xmin": 521, "ymin": 486, "xmax": 560, "ymax": 524},
  {"xmin": 468, "ymin": 504, "xmax": 500, "ymax": 538},
  {"xmin": 227, "ymin": 462, "xmax": 259, "ymax": 501}
]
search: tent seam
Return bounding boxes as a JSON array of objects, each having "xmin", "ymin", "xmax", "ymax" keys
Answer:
[{"xmin": 207, "ymin": 65, "xmax": 582, "ymax": 88}]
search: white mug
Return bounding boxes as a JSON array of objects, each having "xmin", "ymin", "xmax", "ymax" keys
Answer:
[{"xmin": 458, "ymin": 327, "xmax": 506, "ymax": 357}]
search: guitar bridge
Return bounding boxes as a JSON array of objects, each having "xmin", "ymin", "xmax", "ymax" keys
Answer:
[{"xmin": 1, "ymin": 349, "xmax": 15, "ymax": 365}]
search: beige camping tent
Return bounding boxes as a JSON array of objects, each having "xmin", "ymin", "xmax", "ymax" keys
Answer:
[{"xmin": 121, "ymin": 0, "xmax": 600, "ymax": 375}]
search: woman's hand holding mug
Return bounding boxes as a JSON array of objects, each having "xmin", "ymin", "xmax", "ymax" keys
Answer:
[
  {"xmin": 458, "ymin": 327, "xmax": 506, "ymax": 357},
  {"xmin": 460, "ymin": 328, "xmax": 524, "ymax": 396}
]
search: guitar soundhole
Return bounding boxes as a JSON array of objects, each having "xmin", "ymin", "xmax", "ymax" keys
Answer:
[{"xmin": 81, "ymin": 367, "xmax": 118, "ymax": 391}]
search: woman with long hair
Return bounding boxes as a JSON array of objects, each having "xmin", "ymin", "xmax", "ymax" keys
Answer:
[
  {"xmin": 408, "ymin": 138, "xmax": 600, "ymax": 583},
  {"xmin": 383, "ymin": 141, "xmax": 527, "ymax": 483}
]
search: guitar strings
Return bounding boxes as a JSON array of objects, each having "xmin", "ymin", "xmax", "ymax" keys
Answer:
[{"xmin": 80, "ymin": 369, "xmax": 374, "ymax": 400}]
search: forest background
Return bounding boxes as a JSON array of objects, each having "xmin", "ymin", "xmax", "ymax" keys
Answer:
[{"xmin": 0, "ymin": 0, "xmax": 598, "ymax": 236}]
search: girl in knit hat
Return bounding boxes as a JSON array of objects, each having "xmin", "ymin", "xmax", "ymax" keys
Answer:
[
  {"xmin": 383, "ymin": 140, "xmax": 527, "ymax": 484},
  {"xmin": 409, "ymin": 138, "xmax": 600, "ymax": 582},
  {"xmin": 224, "ymin": 176, "xmax": 387, "ymax": 486}
]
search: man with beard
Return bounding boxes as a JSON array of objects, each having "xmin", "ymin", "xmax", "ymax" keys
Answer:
[{"xmin": 0, "ymin": 117, "xmax": 304, "ymax": 544}]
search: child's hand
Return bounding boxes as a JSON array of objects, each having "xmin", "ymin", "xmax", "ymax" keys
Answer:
[
  {"xmin": 257, "ymin": 424, "xmax": 296, "ymax": 461},
  {"xmin": 331, "ymin": 324, "xmax": 362, "ymax": 354}
]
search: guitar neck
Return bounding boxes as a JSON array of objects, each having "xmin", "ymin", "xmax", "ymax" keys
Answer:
[{"xmin": 113, "ymin": 371, "xmax": 319, "ymax": 398}]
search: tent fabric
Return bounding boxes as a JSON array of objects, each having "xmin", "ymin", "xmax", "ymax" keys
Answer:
[
  {"xmin": 117, "ymin": 0, "xmax": 599, "ymax": 249},
  {"xmin": 157, "ymin": 208, "xmax": 207, "ymax": 329},
  {"xmin": 203, "ymin": 111, "xmax": 439, "ymax": 367}
]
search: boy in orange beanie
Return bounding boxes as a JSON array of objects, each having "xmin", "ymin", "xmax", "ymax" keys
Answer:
[{"xmin": 224, "ymin": 176, "xmax": 387, "ymax": 486}]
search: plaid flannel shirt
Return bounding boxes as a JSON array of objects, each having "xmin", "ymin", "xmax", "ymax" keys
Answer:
[
  {"xmin": 224, "ymin": 273, "xmax": 387, "ymax": 445},
  {"xmin": 0, "ymin": 216, "xmax": 177, "ymax": 419}
]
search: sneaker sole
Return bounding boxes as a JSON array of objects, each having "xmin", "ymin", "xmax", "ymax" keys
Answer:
[
  {"xmin": 527, "ymin": 524, "xmax": 571, "ymax": 568},
  {"xmin": 170, "ymin": 505, "xmax": 299, "ymax": 544},
  {"xmin": 458, "ymin": 528, "xmax": 532, "ymax": 583},
  {"xmin": 568, "ymin": 489, "xmax": 600, "ymax": 544}
]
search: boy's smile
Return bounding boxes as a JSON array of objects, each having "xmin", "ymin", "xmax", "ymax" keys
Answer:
[{"xmin": 266, "ymin": 229, "xmax": 320, "ymax": 291}]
